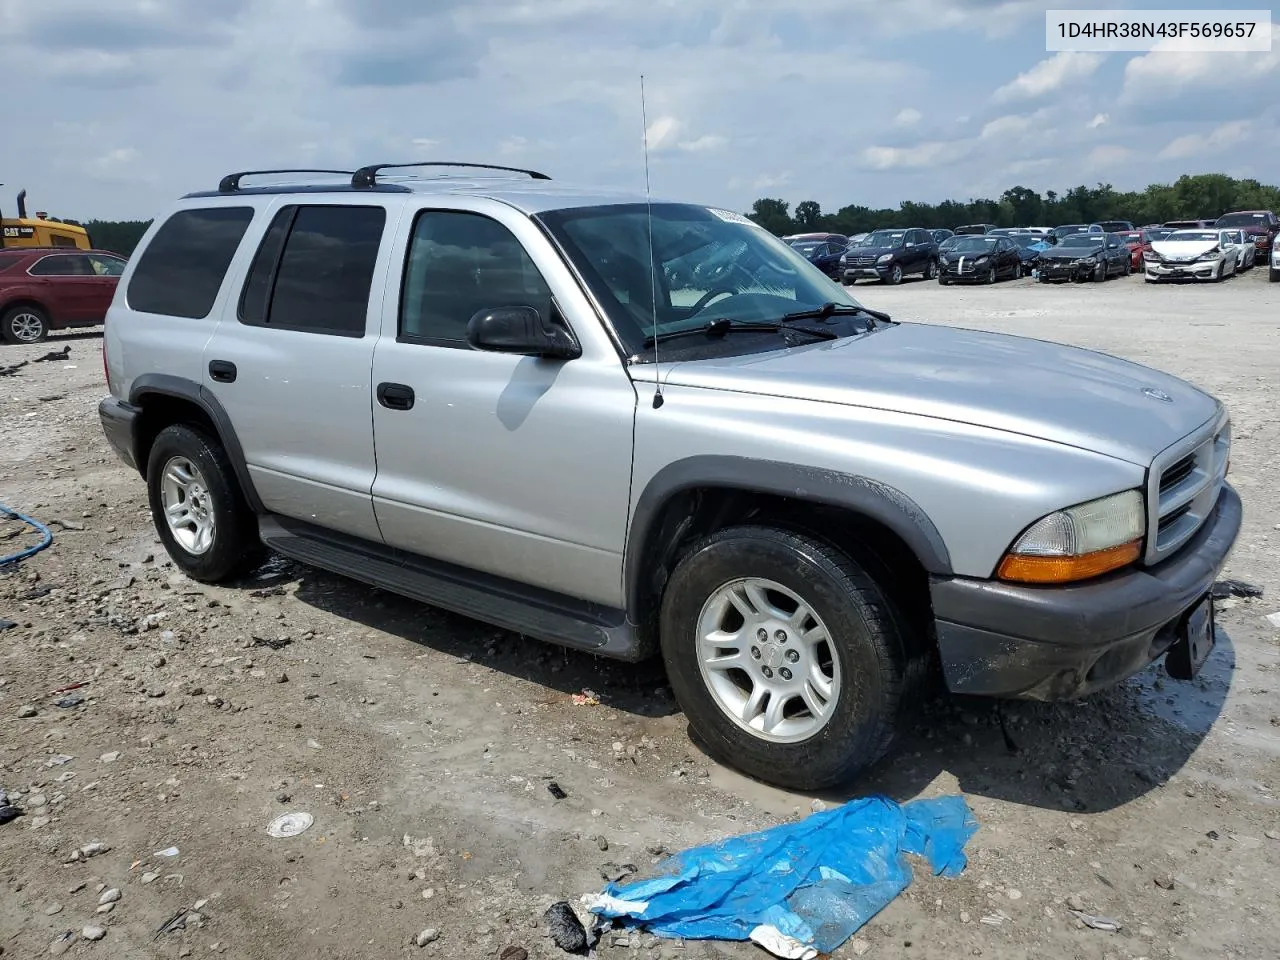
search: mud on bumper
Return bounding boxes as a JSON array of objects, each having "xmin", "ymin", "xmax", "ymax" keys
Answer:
[{"xmin": 929, "ymin": 484, "xmax": 1241, "ymax": 700}]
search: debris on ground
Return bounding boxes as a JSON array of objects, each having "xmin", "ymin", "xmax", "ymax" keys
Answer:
[
  {"xmin": 547, "ymin": 782, "xmax": 568, "ymax": 800},
  {"xmin": 33, "ymin": 346, "xmax": 71, "ymax": 363},
  {"xmin": 0, "ymin": 360, "xmax": 27, "ymax": 377},
  {"xmin": 1071, "ymin": 910, "xmax": 1123, "ymax": 932},
  {"xmin": 1212, "ymin": 579, "xmax": 1264, "ymax": 599},
  {"xmin": 571, "ymin": 689, "xmax": 600, "ymax": 706},
  {"xmin": 266, "ymin": 812, "xmax": 314, "ymax": 838},
  {"xmin": 544, "ymin": 901, "xmax": 588, "ymax": 954},
  {"xmin": 54, "ymin": 695, "xmax": 84, "ymax": 709},
  {"xmin": 586, "ymin": 795, "xmax": 977, "ymax": 959}
]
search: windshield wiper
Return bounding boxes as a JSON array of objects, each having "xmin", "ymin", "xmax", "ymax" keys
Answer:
[
  {"xmin": 643, "ymin": 317, "xmax": 838, "ymax": 347},
  {"xmin": 781, "ymin": 302, "xmax": 892, "ymax": 326}
]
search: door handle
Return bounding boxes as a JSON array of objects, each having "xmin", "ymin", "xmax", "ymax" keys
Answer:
[
  {"xmin": 376, "ymin": 382, "xmax": 415, "ymax": 411},
  {"xmin": 208, "ymin": 360, "xmax": 237, "ymax": 383}
]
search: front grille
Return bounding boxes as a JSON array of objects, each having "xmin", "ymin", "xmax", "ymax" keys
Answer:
[
  {"xmin": 1145, "ymin": 414, "xmax": 1230, "ymax": 564},
  {"xmin": 846, "ymin": 256, "xmax": 878, "ymax": 267}
]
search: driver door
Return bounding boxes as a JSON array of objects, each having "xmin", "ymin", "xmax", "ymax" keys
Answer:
[{"xmin": 368, "ymin": 204, "xmax": 639, "ymax": 607}]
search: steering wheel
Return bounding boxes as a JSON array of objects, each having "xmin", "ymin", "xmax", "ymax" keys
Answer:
[{"xmin": 690, "ymin": 288, "xmax": 736, "ymax": 314}]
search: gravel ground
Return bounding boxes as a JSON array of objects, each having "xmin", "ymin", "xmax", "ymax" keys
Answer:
[{"xmin": 1, "ymin": 267, "xmax": 1277, "ymax": 960}]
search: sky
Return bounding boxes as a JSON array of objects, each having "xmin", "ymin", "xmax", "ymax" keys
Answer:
[{"xmin": 1, "ymin": 0, "xmax": 1278, "ymax": 221}]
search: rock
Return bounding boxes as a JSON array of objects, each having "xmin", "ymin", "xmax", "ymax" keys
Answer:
[
  {"xmin": 1007, "ymin": 889, "xmax": 1023, "ymax": 901},
  {"xmin": 960, "ymin": 911, "xmax": 971, "ymax": 923},
  {"xmin": 543, "ymin": 902, "xmax": 587, "ymax": 953},
  {"xmin": 596, "ymin": 836, "xmax": 609, "ymax": 851},
  {"xmin": 142, "ymin": 872, "xmax": 159, "ymax": 884},
  {"xmin": 646, "ymin": 843, "xmax": 668, "ymax": 858},
  {"xmin": 601, "ymin": 862, "xmax": 637, "ymax": 883},
  {"xmin": 810, "ymin": 799, "xmax": 827, "ymax": 813},
  {"xmin": 1066, "ymin": 894, "xmax": 1086, "ymax": 912},
  {"xmin": 99, "ymin": 752, "xmax": 120, "ymax": 763},
  {"xmin": 81, "ymin": 927, "xmax": 106, "ymax": 942},
  {"xmin": 179, "ymin": 950, "xmax": 192, "ymax": 958},
  {"xmin": 276, "ymin": 672, "xmax": 289, "ymax": 684},
  {"xmin": 850, "ymin": 938, "xmax": 871, "ymax": 957},
  {"xmin": 415, "ymin": 929, "xmax": 440, "ymax": 947},
  {"xmin": 45, "ymin": 903, "xmax": 63, "ymax": 916},
  {"xmin": 500, "ymin": 948, "xmax": 529, "ymax": 960},
  {"xmin": 95, "ymin": 903, "xmax": 114, "ymax": 914},
  {"xmin": 17, "ymin": 706, "xmax": 37, "ymax": 719},
  {"xmin": 49, "ymin": 932, "xmax": 76, "ymax": 956},
  {"xmin": 1265, "ymin": 830, "xmax": 1280, "ymax": 841},
  {"xmin": 1154, "ymin": 875, "xmax": 1176, "ymax": 890},
  {"xmin": 29, "ymin": 793, "xmax": 48, "ymax": 808},
  {"xmin": 1139, "ymin": 925, "xmax": 1156, "ymax": 939},
  {"xmin": 152, "ymin": 655, "xmax": 167, "ymax": 668},
  {"xmin": 31, "ymin": 816, "xmax": 51, "ymax": 830},
  {"xmin": 79, "ymin": 842, "xmax": 108, "ymax": 859},
  {"xmin": 98, "ymin": 888, "xmax": 121, "ymax": 905},
  {"xmin": 147, "ymin": 689, "xmax": 166, "ymax": 698}
]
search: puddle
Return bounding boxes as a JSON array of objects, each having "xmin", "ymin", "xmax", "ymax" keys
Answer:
[{"xmin": 1127, "ymin": 631, "xmax": 1234, "ymax": 736}]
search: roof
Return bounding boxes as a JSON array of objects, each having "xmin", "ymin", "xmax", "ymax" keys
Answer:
[
  {"xmin": 0, "ymin": 247, "xmax": 122, "ymax": 257},
  {"xmin": 182, "ymin": 175, "xmax": 656, "ymax": 215}
]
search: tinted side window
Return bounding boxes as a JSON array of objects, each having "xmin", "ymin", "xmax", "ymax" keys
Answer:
[
  {"xmin": 30, "ymin": 254, "xmax": 92, "ymax": 276},
  {"xmin": 251, "ymin": 206, "xmax": 385, "ymax": 336},
  {"xmin": 128, "ymin": 207, "xmax": 254, "ymax": 318},
  {"xmin": 87, "ymin": 254, "xmax": 127, "ymax": 276},
  {"xmin": 238, "ymin": 207, "xmax": 295, "ymax": 325},
  {"xmin": 400, "ymin": 211, "xmax": 553, "ymax": 346}
]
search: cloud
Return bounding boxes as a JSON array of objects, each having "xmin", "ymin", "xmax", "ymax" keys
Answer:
[
  {"xmin": 980, "ymin": 114, "xmax": 1031, "ymax": 139},
  {"xmin": 860, "ymin": 141, "xmax": 960, "ymax": 170},
  {"xmin": 752, "ymin": 172, "xmax": 792, "ymax": 190},
  {"xmin": 645, "ymin": 116, "xmax": 683, "ymax": 151},
  {"xmin": 679, "ymin": 135, "xmax": 727, "ymax": 153},
  {"xmin": 993, "ymin": 52, "xmax": 1103, "ymax": 102},
  {"xmin": 1087, "ymin": 113, "xmax": 1108, "ymax": 129},
  {"xmin": 894, "ymin": 108, "xmax": 922, "ymax": 127},
  {"xmin": 1085, "ymin": 145, "xmax": 1132, "ymax": 168},
  {"xmin": 1158, "ymin": 121, "xmax": 1252, "ymax": 160},
  {"xmin": 1121, "ymin": 23, "xmax": 1280, "ymax": 105}
]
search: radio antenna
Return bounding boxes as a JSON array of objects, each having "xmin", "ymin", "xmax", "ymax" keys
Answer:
[{"xmin": 641, "ymin": 74, "xmax": 664, "ymax": 409}]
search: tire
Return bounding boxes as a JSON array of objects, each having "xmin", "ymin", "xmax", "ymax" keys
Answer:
[
  {"xmin": 922, "ymin": 259, "xmax": 936, "ymax": 281},
  {"xmin": 1270, "ymin": 267, "xmax": 1280, "ymax": 282},
  {"xmin": 146, "ymin": 424, "xmax": 264, "ymax": 583},
  {"xmin": 984, "ymin": 266, "xmax": 996, "ymax": 284},
  {"xmin": 1, "ymin": 305, "xmax": 49, "ymax": 345},
  {"xmin": 1093, "ymin": 262, "xmax": 1105, "ymax": 282},
  {"xmin": 883, "ymin": 264, "xmax": 903, "ymax": 285},
  {"xmin": 659, "ymin": 525, "xmax": 912, "ymax": 790},
  {"xmin": 1213, "ymin": 262, "xmax": 1224, "ymax": 283},
  {"xmin": 1124, "ymin": 258, "xmax": 1132, "ymax": 276},
  {"xmin": 938, "ymin": 275, "xmax": 949, "ymax": 286}
]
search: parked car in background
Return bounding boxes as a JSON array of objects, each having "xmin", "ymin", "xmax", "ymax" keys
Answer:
[
  {"xmin": 1037, "ymin": 232, "xmax": 1131, "ymax": 282},
  {"xmin": 0, "ymin": 247, "xmax": 128, "ymax": 343},
  {"xmin": 954, "ymin": 223, "xmax": 997, "ymax": 235},
  {"xmin": 1213, "ymin": 210, "xmax": 1279, "ymax": 260},
  {"xmin": 1163, "ymin": 219, "xmax": 1216, "ymax": 230},
  {"xmin": 784, "ymin": 232, "xmax": 848, "ymax": 247},
  {"xmin": 1145, "ymin": 229, "xmax": 1240, "ymax": 283},
  {"xmin": 1093, "ymin": 220, "xmax": 1135, "ymax": 233},
  {"xmin": 1146, "ymin": 227, "xmax": 1173, "ymax": 242},
  {"xmin": 1115, "ymin": 230, "xmax": 1152, "ymax": 270},
  {"xmin": 929, "ymin": 228, "xmax": 954, "ymax": 243},
  {"xmin": 1051, "ymin": 223, "xmax": 1091, "ymax": 242},
  {"xmin": 1220, "ymin": 229, "xmax": 1256, "ymax": 271},
  {"xmin": 841, "ymin": 227, "xmax": 937, "ymax": 284},
  {"xmin": 936, "ymin": 234, "xmax": 1021, "ymax": 284},
  {"xmin": 790, "ymin": 237, "xmax": 848, "ymax": 279},
  {"xmin": 1008, "ymin": 234, "xmax": 1044, "ymax": 275}
]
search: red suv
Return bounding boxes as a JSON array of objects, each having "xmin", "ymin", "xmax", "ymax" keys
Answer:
[
  {"xmin": 0, "ymin": 247, "xmax": 127, "ymax": 344},
  {"xmin": 1213, "ymin": 210, "xmax": 1279, "ymax": 258}
]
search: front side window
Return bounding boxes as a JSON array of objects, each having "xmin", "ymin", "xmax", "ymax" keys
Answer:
[
  {"xmin": 238, "ymin": 205, "xmax": 385, "ymax": 336},
  {"xmin": 87, "ymin": 254, "xmax": 126, "ymax": 276},
  {"xmin": 30, "ymin": 254, "xmax": 92, "ymax": 276},
  {"xmin": 399, "ymin": 210, "xmax": 554, "ymax": 346},
  {"xmin": 538, "ymin": 202, "xmax": 868, "ymax": 358},
  {"xmin": 128, "ymin": 207, "xmax": 254, "ymax": 318}
]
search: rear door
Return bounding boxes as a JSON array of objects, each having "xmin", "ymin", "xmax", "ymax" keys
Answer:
[
  {"xmin": 27, "ymin": 253, "xmax": 98, "ymax": 321},
  {"xmin": 368, "ymin": 199, "xmax": 638, "ymax": 606},
  {"xmin": 85, "ymin": 252, "xmax": 127, "ymax": 321},
  {"xmin": 201, "ymin": 199, "xmax": 401, "ymax": 543}
]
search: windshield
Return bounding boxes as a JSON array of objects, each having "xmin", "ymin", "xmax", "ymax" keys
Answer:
[
  {"xmin": 1167, "ymin": 231, "xmax": 1218, "ymax": 243},
  {"xmin": 865, "ymin": 230, "xmax": 906, "ymax": 248},
  {"xmin": 538, "ymin": 202, "xmax": 867, "ymax": 358},
  {"xmin": 1052, "ymin": 224, "xmax": 1090, "ymax": 238},
  {"xmin": 1058, "ymin": 234, "xmax": 1103, "ymax": 249},
  {"xmin": 1147, "ymin": 229, "xmax": 1171, "ymax": 241},
  {"xmin": 948, "ymin": 236, "xmax": 999, "ymax": 254},
  {"xmin": 1009, "ymin": 235, "xmax": 1038, "ymax": 248},
  {"xmin": 1098, "ymin": 221, "xmax": 1131, "ymax": 231},
  {"xmin": 1215, "ymin": 213, "xmax": 1265, "ymax": 227}
]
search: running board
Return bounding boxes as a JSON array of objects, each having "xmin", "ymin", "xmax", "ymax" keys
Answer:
[{"xmin": 257, "ymin": 515, "xmax": 646, "ymax": 661}]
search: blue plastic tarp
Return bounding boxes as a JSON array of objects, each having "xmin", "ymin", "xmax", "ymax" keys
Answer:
[{"xmin": 587, "ymin": 795, "xmax": 977, "ymax": 959}]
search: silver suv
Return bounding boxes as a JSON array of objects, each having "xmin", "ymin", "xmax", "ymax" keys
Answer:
[{"xmin": 99, "ymin": 164, "xmax": 1241, "ymax": 790}]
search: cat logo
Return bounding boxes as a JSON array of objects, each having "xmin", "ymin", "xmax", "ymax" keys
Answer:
[{"xmin": 2, "ymin": 226, "xmax": 35, "ymax": 239}]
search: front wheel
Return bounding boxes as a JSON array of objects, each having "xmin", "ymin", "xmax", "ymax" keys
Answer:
[
  {"xmin": 882, "ymin": 264, "xmax": 903, "ymax": 285},
  {"xmin": 1, "ymin": 305, "xmax": 49, "ymax": 345},
  {"xmin": 147, "ymin": 424, "xmax": 265, "ymax": 583},
  {"xmin": 923, "ymin": 259, "xmax": 937, "ymax": 281},
  {"xmin": 1094, "ymin": 262, "xmax": 1106, "ymax": 282},
  {"xmin": 984, "ymin": 266, "xmax": 997, "ymax": 284},
  {"xmin": 660, "ymin": 526, "xmax": 912, "ymax": 790}
]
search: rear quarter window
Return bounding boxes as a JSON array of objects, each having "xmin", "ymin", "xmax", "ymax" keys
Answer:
[
  {"xmin": 127, "ymin": 207, "xmax": 255, "ymax": 318},
  {"xmin": 0, "ymin": 254, "xmax": 27, "ymax": 273}
]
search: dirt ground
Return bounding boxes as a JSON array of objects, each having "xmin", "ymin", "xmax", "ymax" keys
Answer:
[{"xmin": 1, "ymin": 267, "xmax": 1277, "ymax": 960}]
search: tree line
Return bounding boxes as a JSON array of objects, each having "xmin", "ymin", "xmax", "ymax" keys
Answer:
[{"xmin": 748, "ymin": 173, "xmax": 1280, "ymax": 236}]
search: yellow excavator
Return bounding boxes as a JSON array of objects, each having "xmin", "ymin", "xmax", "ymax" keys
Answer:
[{"xmin": 1, "ymin": 187, "xmax": 91, "ymax": 249}]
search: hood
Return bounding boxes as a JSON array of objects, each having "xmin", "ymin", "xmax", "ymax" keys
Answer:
[
  {"xmin": 1151, "ymin": 240, "xmax": 1218, "ymax": 259},
  {"xmin": 845, "ymin": 245, "xmax": 902, "ymax": 258},
  {"xmin": 650, "ymin": 323, "xmax": 1219, "ymax": 466},
  {"xmin": 1040, "ymin": 245, "xmax": 1101, "ymax": 260}
]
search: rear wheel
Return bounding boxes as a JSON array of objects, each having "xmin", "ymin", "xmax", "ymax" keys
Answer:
[
  {"xmin": 922, "ymin": 259, "xmax": 937, "ymax": 281},
  {"xmin": 659, "ymin": 526, "xmax": 913, "ymax": 790},
  {"xmin": 1, "ymin": 305, "xmax": 49, "ymax": 345},
  {"xmin": 147, "ymin": 424, "xmax": 265, "ymax": 583}
]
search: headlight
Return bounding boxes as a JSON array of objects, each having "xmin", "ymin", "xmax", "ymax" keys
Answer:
[
  {"xmin": 1143, "ymin": 251, "xmax": 1157, "ymax": 261},
  {"xmin": 877, "ymin": 253, "xmax": 893, "ymax": 263},
  {"xmin": 997, "ymin": 489, "xmax": 1145, "ymax": 584},
  {"xmin": 840, "ymin": 255, "xmax": 848, "ymax": 264},
  {"xmin": 937, "ymin": 256, "xmax": 949, "ymax": 265},
  {"xmin": 974, "ymin": 255, "xmax": 990, "ymax": 263},
  {"xmin": 1198, "ymin": 248, "xmax": 1221, "ymax": 261}
]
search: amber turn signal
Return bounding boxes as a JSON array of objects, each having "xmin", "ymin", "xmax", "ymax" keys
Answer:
[{"xmin": 997, "ymin": 539, "xmax": 1142, "ymax": 585}]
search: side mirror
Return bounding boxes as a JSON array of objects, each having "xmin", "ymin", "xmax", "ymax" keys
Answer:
[{"xmin": 466, "ymin": 305, "xmax": 581, "ymax": 360}]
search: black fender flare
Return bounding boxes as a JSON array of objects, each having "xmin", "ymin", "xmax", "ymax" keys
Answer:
[
  {"xmin": 624, "ymin": 456, "xmax": 952, "ymax": 622},
  {"xmin": 127, "ymin": 373, "xmax": 265, "ymax": 513}
]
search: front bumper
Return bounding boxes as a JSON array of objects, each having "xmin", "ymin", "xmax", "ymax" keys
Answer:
[
  {"xmin": 1144, "ymin": 259, "xmax": 1220, "ymax": 280},
  {"xmin": 930, "ymin": 483, "xmax": 1241, "ymax": 700},
  {"xmin": 842, "ymin": 266, "xmax": 892, "ymax": 281},
  {"xmin": 938, "ymin": 262, "xmax": 989, "ymax": 282},
  {"xmin": 99, "ymin": 396, "xmax": 141, "ymax": 471},
  {"xmin": 1037, "ymin": 260, "xmax": 1093, "ymax": 281}
]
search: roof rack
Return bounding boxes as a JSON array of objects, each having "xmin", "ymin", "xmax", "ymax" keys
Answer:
[
  {"xmin": 218, "ymin": 169, "xmax": 355, "ymax": 193},
  {"xmin": 351, "ymin": 162, "xmax": 552, "ymax": 189}
]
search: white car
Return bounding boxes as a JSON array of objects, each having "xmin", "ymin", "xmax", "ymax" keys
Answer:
[
  {"xmin": 1144, "ymin": 229, "xmax": 1240, "ymax": 283},
  {"xmin": 1272, "ymin": 241, "xmax": 1280, "ymax": 282},
  {"xmin": 1221, "ymin": 229, "xmax": 1256, "ymax": 270}
]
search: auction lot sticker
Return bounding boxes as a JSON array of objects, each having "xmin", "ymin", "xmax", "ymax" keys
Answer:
[{"xmin": 1046, "ymin": 9, "xmax": 1272, "ymax": 52}]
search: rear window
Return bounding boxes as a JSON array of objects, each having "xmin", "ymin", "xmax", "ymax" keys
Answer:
[{"xmin": 127, "ymin": 207, "xmax": 254, "ymax": 318}]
